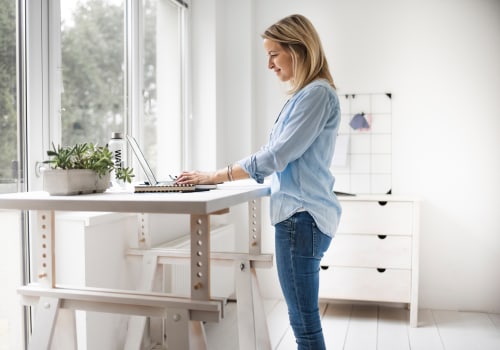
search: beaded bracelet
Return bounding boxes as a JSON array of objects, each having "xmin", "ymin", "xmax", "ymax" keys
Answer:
[{"xmin": 227, "ymin": 164, "xmax": 234, "ymax": 182}]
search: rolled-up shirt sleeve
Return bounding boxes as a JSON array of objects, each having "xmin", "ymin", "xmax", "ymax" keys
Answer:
[{"xmin": 238, "ymin": 146, "xmax": 276, "ymax": 184}]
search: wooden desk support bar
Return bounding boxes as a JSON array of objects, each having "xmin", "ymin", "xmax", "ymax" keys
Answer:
[
  {"xmin": 18, "ymin": 285, "xmax": 222, "ymax": 322},
  {"xmin": 127, "ymin": 249, "xmax": 274, "ymax": 269}
]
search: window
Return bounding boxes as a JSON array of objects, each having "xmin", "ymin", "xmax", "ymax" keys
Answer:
[
  {"xmin": 0, "ymin": 1, "xmax": 25, "ymax": 349},
  {"xmin": 58, "ymin": 0, "xmax": 189, "ymax": 181}
]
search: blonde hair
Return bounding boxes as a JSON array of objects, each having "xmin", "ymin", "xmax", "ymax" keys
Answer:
[{"xmin": 262, "ymin": 14, "xmax": 335, "ymax": 94}]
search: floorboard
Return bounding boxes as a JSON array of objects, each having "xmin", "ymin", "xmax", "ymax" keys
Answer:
[
  {"xmin": 408, "ymin": 309, "xmax": 444, "ymax": 350},
  {"xmin": 322, "ymin": 303, "xmax": 351, "ymax": 350},
  {"xmin": 432, "ymin": 309, "xmax": 500, "ymax": 350},
  {"xmin": 343, "ymin": 304, "xmax": 378, "ymax": 350},
  {"xmin": 489, "ymin": 313, "xmax": 500, "ymax": 332},
  {"xmin": 378, "ymin": 306, "xmax": 411, "ymax": 350}
]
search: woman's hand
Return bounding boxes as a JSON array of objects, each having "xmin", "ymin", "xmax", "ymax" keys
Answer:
[{"xmin": 175, "ymin": 171, "xmax": 216, "ymax": 185}]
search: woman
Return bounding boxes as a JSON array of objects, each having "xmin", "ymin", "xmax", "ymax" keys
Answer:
[{"xmin": 176, "ymin": 14, "xmax": 341, "ymax": 350}]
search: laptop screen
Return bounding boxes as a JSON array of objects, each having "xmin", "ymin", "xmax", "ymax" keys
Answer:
[{"xmin": 126, "ymin": 135, "xmax": 158, "ymax": 185}]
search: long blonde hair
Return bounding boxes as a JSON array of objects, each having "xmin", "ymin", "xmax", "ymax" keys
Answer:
[{"xmin": 262, "ymin": 14, "xmax": 335, "ymax": 94}]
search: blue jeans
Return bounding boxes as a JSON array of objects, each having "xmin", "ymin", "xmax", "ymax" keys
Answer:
[{"xmin": 275, "ymin": 211, "xmax": 332, "ymax": 350}]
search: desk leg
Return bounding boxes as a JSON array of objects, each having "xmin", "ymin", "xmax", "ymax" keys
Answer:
[
  {"xmin": 29, "ymin": 211, "xmax": 77, "ymax": 350},
  {"xmin": 124, "ymin": 254, "xmax": 159, "ymax": 350},
  {"xmin": 165, "ymin": 309, "xmax": 207, "ymax": 350},
  {"xmin": 36, "ymin": 211, "xmax": 55, "ymax": 287},
  {"xmin": 235, "ymin": 260, "xmax": 271, "ymax": 350},
  {"xmin": 28, "ymin": 297, "xmax": 59, "ymax": 350},
  {"xmin": 235, "ymin": 198, "xmax": 271, "ymax": 349},
  {"xmin": 190, "ymin": 214, "xmax": 210, "ymax": 300},
  {"xmin": 248, "ymin": 199, "xmax": 262, "ymax": 256},
  {"xmin": 51, "ymin": 308, "xmax": 77, "ymax": 350},
  {"xmin": 29, "ymin": 212, "xmax": 58, "ymax": 349}
]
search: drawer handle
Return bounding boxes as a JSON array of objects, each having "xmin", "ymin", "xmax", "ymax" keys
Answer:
[
  {"xmin": 377, "ymin": 235, "xmax": 387, "ymax": 240},
  {"xmin": 320, "ymin": 266, "xmax": 329, "ymax": 270},
  {"xmin": 378, "ymin": 190, "xmax": 391, "ymax": 206},
  {"xmin": 377, "ymin": 268, "xmax": 386, "ymax": 273}
]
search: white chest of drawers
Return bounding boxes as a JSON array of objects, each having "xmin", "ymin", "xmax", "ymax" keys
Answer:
[{"xmin": 319, "ymin": 195, "xmax": 419, "ymax": 327}]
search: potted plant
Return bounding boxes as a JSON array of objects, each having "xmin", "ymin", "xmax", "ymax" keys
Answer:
[{"xmin": 42, "ymin": 143, "xmax": 134, "ymax": 195}]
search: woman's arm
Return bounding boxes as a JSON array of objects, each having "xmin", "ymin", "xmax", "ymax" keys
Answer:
[{"xmin": 175, "ymin": 163, "xmax": 249, "ymax": 185}]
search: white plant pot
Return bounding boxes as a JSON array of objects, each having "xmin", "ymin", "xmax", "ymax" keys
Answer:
[{"xmin": 43, "ymin": 169, "xmax": 111, "ymax": 195}]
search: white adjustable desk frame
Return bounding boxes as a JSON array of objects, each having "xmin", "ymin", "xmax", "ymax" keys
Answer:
[{"xmin": 0, "ymin": 185, "xmax": 272, "ymax": 350}]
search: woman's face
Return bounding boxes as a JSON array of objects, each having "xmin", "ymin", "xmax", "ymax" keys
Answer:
[{"xmin": 264, "ymin": 38, "xmax": 294, "ymax": 82}]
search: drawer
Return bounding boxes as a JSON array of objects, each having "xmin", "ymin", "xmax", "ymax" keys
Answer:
[
  {"xmin": 322, "ymin": 234, "xmax": 411, "ymax": 268},
  {"xmin": 318, "ymin": 266, "xmax": 411, "ymax": 303},
  {"xmin": 337, "ymin": 201, "xmax": 414, "ymax": 235}
]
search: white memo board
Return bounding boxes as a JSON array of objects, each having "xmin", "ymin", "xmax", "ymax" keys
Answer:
[{"xmin": 331, "ymin": 93, "xmax": 392, "ymax": 195}]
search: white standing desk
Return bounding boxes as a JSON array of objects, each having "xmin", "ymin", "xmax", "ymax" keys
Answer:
[{"xmin": 0, "ymin": 184, "xmax": 272, "ymax": 350}]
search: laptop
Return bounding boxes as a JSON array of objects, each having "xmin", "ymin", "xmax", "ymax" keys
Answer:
[{"xmin": 127, "ymin": 135, "xmax": 215, "ymax": 193}]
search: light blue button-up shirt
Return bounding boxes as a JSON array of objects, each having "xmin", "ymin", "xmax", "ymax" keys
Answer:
[{"xmin": 238, "ymin": 79, "xmax": 341, "ymax": 237}]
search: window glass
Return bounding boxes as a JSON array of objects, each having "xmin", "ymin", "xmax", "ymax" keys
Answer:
[
  {"xmin": 0, "ymin": 2, "xmax": 24, "ymax": 350},
  {"xmin": 141, "ymin": 0, "xmax": 183, "ymax": 179},
  {"xmin": 60, "ymin": 0, "xmax": 125, "ymax": 147},
  {"xmin": 59, "ymin": 0, "xmax": 185, "ymax": 181},
  {"xmin": 0, "ymin": 0, "xmax": 18, "ymax": 194}
]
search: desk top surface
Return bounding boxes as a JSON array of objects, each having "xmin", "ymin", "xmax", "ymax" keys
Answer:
[{"xmin": 0, "ymin": 182, "xmax": 270, "ymax": 214}]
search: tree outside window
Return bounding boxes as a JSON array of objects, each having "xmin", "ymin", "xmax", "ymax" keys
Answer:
[
  {"xmin": 0, "ymin": 0, "xmax": 18, "ymax": 193},
  {"xmin": 60, "ymin": 0, "xmax": 125, "ymax": 147}
]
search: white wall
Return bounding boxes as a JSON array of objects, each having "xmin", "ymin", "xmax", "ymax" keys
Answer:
[{"xmin": 191, "ymin": 0, "xmax": 500, "ymax": 313}]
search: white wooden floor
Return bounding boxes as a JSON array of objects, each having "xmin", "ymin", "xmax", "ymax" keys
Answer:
[
  {"xmin": 205, "ymin": 299, "xmax": 500, "ymax": 350},
  {"xmin": 1, "ymin": 300, "xmax": 499, "ymax": 349}
]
